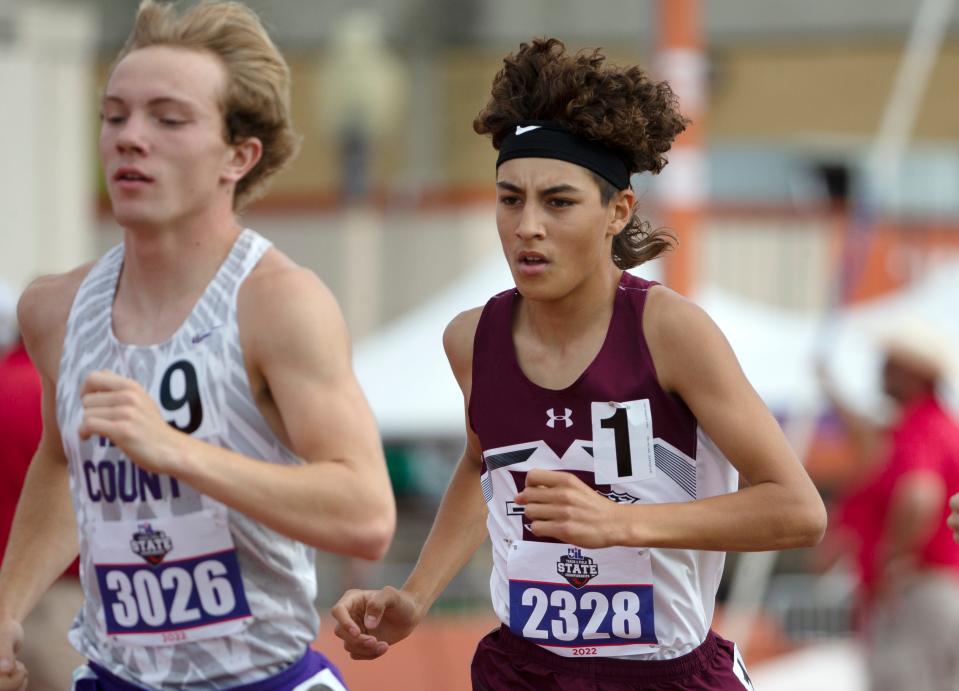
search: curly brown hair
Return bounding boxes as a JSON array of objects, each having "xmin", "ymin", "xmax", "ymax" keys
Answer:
[{"xmin": 474, "ymin": 37, "xmax": 689, "ymax": 269}]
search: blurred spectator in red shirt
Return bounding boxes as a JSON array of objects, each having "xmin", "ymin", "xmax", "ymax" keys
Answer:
[
  {"xmin": 820, "ymin": 319, "xmax": 959, "ymax": 691},
  {"xmin": 0, "ymin": 343, "xmax": 42, "ymax": 562}
]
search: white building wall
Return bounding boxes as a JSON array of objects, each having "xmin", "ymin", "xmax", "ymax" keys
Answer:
[{"xmin": 0, "ymin": 3, "xmax": 97, "ymax": 293}]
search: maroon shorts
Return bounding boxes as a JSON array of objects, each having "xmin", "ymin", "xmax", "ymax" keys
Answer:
[{"xmin": 470, "ymin": 625, "xmax": 753, "ymax": 691}]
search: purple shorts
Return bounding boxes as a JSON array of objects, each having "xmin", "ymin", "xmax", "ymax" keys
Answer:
[
  {"xmin": 73, "ymin": 647, "xmax": 347, "ymax": 691},
  {"xmin": 471, "ymin": 625, "xmax": 753, "ymax": 690}
]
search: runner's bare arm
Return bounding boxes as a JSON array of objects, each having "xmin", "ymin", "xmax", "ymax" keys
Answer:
[
  {"xmin": 0, "ymin": 376, "xmax": 78, "ymax": 621},
  {"xmin": 397, "ymin": 445, "xmax": 487, "ymax": 618},
  {"xmin": 625, "ymin": 287, "xmax": 826, "ymax": 550},
  {"xmin": 0, "ymin": 273, "xmax": 88, "ymax": 683},
  {"xmin": 332, "ymin": 308, "xmax": 489, "ymax": 658},
  {"xmin": 402, "ymin": 308, "xmax": 490, "ymax": 606},
  {"xmin": 520, "ymin": 287, "xmax": 826, "ymax": 551},
  {"xmin": 78, "ymin": 256, "xmax": 395, "ymax": 559},
  {"xmin": 331, "ymin": 442, "xmax": 488, "ymax": 659}
]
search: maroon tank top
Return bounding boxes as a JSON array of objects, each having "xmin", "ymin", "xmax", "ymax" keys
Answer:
[{"xmin": 469, "ymin": 272, "xmax": 697, "ymax": 466}]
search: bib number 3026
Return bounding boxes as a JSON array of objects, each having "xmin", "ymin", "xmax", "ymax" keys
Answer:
[
  {"xmin": 91, "ymin": 511, "xmax": 252, "ymax": 646},
  {"xmin": 98, "ymin": 552, "xmax": 246, "ymax": 637},
  {"xmin": 590, "ymin": 399, "xmax": 655, "ymax": 485}
]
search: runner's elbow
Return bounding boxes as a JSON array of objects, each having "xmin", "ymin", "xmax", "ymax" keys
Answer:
[
  {"xmin": 787, "ymin": 493, "xmax": 828, "ymax": 548},
  {"xmin": 334, "ymin": 493, "xmax": 396, "ymax": 559},
  {"xmin": 300, "ymin": 513, "xmax": 393, "ymax": 559},
  {"xmin": 346, "ymin": 511, "xmax": 396, "ymax": 560}
]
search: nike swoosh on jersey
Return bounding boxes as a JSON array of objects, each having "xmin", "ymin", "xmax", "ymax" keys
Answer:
[
  {"xmin": 515, "ymin": 125, "xmax": 541, "ymax": 135},
  {"xmin": 191, "ymin": 324, "xmax": 225, "ymax": 344}
]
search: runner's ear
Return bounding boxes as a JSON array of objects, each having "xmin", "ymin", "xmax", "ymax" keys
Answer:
[{"xmin": 223, "ymin": 136, "xmax": 263, "ymax": 185}]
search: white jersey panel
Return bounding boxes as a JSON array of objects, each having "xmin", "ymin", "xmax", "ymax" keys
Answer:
[
  {"xmin": 56, "ymin": 230, "xmax": 318, "ymax": 688},
  {"xmin": 483, "ymin": 428, "xmax": 738, "ymax": 660}
]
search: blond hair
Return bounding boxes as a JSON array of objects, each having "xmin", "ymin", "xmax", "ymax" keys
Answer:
[{"xmin": 114, "ymin": 0, "xmax": 300, "ymax": 209}]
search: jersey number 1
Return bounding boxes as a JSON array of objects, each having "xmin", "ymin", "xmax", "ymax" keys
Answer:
[
  {"xmin": 590, "ymin": 400, "xmax": 655, "ymax": 485},
  {"xmin": 600, "ymin": 408, "xmax": 632, "ymax": 478}
]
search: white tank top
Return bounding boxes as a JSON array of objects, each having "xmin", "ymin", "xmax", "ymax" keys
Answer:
[{"xmin": 57, "ymin": 230, "xmax": 318, "ymax": 687}]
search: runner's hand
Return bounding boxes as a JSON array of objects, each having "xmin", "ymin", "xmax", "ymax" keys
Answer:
[
  {"xmin": 516, "ymin": 469, "xmax": 619, "ymax": 548},
  {"xmin": 0, "ymin": 619, "xmax": 27, "ymax": 691},
  {"xmin": 79, "ymin": 370, "xmax": 186, "ymax": 475},
  {"xmin": 331, "ymin": 586, "xmax": 422, "ymax": 660}
]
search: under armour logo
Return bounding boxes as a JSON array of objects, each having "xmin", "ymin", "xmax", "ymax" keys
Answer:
[{"xmin": 546, "ymin": 408, "xmax": 573, "ymax": 429}]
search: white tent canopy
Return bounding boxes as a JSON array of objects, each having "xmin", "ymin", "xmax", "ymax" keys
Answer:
[
  {"xmin": 353, "ymin": 257, "xmax": 512, "ymax": 439},
  {"xmin": 355, "ymin": 255, "xmax": 959, "ymax": 440}
]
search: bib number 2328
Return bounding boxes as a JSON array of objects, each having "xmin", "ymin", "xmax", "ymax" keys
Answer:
[
  {"xmin": 512, "ymin": 582, "xmax": 656, "ymax": 648},
  {"xmin": 507, "ymin": 543, "xmax": 658, "ymax": 657}
]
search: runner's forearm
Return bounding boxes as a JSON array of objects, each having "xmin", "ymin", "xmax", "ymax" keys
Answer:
[
  {"xmin": 171, "ymin": 435, "xmax": 395, "ymax": 559},
  {"xmin": 0, "ymin": 453, "xmax": 78, "ymax": 622},
  {"xmin": 616, "ymin": 480, "xmax": 825, "ymax": 551},
  {"xmin": 402, "ymin": 453, "xmax": 489, "ymax": 616}
]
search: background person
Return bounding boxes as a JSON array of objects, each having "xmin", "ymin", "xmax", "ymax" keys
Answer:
[{"xmin": 821, "ymin": 320, "xmax": 959, "ymax": 691}]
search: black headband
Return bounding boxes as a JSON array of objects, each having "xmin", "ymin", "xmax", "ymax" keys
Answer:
[{"xmin": 495, "ymin": 121, "xmax": 631, "ymax": 190}]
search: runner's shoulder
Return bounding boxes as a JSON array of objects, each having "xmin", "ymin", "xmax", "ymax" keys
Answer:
[
  {"xmin": 443, "ymin": 306, "xmax": 483, "ymax": 378},
  {"xmin": 242, "ymin": 247, "xmax": 337, "ymax": 317},
  {"xmin": 238, "ymin": 247, "xmax": 347, "ymax": 367},
  {"xmin": 18, "ymin": 263, "xmax": 95, "ymax": 374}
]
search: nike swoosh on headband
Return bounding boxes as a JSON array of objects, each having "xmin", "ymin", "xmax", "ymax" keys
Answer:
[{"xmin": 497, "ymin": 122, "xmax": 632, "ymax": 190}]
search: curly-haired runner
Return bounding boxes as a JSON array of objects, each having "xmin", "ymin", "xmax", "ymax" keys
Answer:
[{"xmin": 333, "ymin": 38, "xmax": 826, "ymax": 690}]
